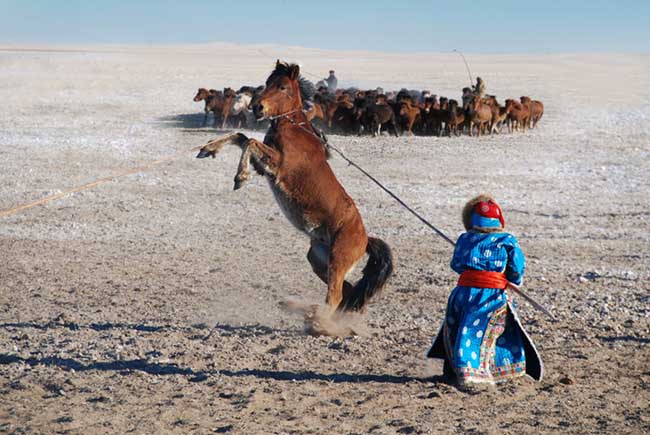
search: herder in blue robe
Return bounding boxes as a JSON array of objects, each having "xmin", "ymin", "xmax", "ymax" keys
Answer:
[{"xmin": 427, "ymin": 194, "xmax": 543, "ymax": 385}]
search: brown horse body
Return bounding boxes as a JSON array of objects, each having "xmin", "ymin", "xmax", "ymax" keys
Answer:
[
  {"xmin": 505, "ymin": 99, "xmax": 531, "ymax": 132},
  {"xmin": 197, "ymin": 62, "xmax": 393, "ymax": 323},
  {"xmin": 483, "ymin": 95, "xmax": 507, "ymax": 134},
  {"xmin": 399, "ymin": 101, "xmax": 421, "ymax": 135},
  {"xmin": 193, "ymin": 88, "xmax": 224, "ymax": 127},
  {"xmin": 219, "ymin": 87, "xmax": 237, "ymax": 129},
  {"xmin": 468, "ymin": 95, "xmax": 493, "ymax": 136},
  {"xmin": 447, "ymin": 100, "xmax": 465, "ymax": 136},
  {"xmin": 520, "ymin": 96, "xmax": 544, "ymax": 128}
]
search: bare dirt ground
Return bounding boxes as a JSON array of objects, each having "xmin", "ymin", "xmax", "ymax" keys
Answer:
[{"xmin": 0, "ymin": 44, "xmax": 649, "ymax": 434}]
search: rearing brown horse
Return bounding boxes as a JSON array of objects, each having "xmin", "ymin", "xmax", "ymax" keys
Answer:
[{"xmin": 196, "ymin": 61, "xmax": 393, "ymax": 325}]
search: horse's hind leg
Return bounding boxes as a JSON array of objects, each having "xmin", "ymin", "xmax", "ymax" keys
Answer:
[
  {"xmin": 326, "ymin": 224, "xmax": 367, "ymax": 310},
  {"xmin": 307, "ymin": 240, "xmax": 354, "ymax": 294}
]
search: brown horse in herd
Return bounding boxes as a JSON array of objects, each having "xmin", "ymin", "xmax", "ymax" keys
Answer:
[
  {"xmin": 520, "ymin": 96, "xmax": 544, "ymax": 128},
  {"xmin": 399, "ymin": 101, "xmax": 421, "ymax": 135},
  {"xmin": 196, "ymin": 61, "xmax": 394, "ymax": 333},
  {"xmin": 193, "ymin": 88, "xmax": 224, "ymax": 127},
  {"xmin": 468, "ymin": 95, "xmax": 493, "ymax": 136},
  {"xmin": 505, "ymin": 99, "xmax": 531, "ymax": 132}
]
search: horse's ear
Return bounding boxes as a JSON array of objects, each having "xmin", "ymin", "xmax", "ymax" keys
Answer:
[
  {"xmin": 289, "ymin": 64, "xmax": 300, "ymax": 80},
  {"xmin": 275, "ymin": 59, "xmax": 282, "ymax": 70}
]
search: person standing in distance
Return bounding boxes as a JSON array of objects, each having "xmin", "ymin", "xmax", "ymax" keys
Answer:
[{"xmin": 326, "ymin": 70, "xmax": 338, "ymax": 93}]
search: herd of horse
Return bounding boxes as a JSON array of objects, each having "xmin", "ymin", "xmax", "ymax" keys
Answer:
[{"xmin": 193, "ymin": 80, "xmax": 544, "ymax": 138}]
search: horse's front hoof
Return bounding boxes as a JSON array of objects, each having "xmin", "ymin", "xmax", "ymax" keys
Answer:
[
  {"xmin": 233, "ymin": 178, "xmax": 249, "ymax": 190},
  {"xmin": 196, "ymin": 148, "xmax": 214, "ymax": 159},
  {"xmin": 233, "ymin": 173, "xmax": 252, "ymax": 190}
]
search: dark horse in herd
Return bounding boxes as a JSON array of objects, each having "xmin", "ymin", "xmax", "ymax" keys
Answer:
[{"xmin": 197, "ymin": 61, "xmax": 394, "ymax": 334}]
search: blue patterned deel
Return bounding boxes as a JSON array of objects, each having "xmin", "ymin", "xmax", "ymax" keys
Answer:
[
  {"xmin": 450, "ymin": 231, "xmax": 526, "ymax": 285},
  {"xmin": 425, "ymin": 230, "xmax": 544, "ymax": 385}
]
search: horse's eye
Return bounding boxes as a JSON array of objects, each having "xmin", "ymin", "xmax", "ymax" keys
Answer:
[{"xmin": 280, "ymin": 85, "xmax": 287, "ymax": 91}]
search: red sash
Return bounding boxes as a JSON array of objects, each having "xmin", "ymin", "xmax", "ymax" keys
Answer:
[{"xmin": 458, "ymin": 270, "xmax": 508, "ymax": 289}]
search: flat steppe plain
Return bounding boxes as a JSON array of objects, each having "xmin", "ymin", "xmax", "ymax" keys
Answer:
[{"xmin": 0, "ymin": 44, "xmax": 648, "ymax": 434}]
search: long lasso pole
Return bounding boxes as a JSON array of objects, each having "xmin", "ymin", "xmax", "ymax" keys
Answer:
[{"xmin": 453, "ymin": 49, "xmax": 474, "ymax": 87}]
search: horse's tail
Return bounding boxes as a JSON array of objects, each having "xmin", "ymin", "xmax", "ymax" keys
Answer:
[{"xmin": 339, "ymin": 237, "xmax": 394, "ymax": 312}]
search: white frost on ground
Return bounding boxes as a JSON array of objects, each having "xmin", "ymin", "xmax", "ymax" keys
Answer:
[{"xmin": 0, "ymin": 45, "xmax": 649, "ymax": 434}]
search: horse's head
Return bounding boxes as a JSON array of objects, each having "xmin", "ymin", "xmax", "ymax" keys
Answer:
[
  {"xmin": 399, "ymin": 101, "xmax": 411, "ymax": 117},
  {"xmin": 470, "ymin": 95, "xmax": 482, "ymax": 111},
  {"xmin": 337, "ymin": 93, "xmax": 351, "ymax": 105},
  {"xmin": 423, "ymin": 97, "xmax": 434, "ymax": 112},
  {"xmin": 253, "ymin": 60, "xmax": 304, "ymax": 120},
  {"xmin": 193, "ymin": 88, "xmax": 209, "ymax": 102}
]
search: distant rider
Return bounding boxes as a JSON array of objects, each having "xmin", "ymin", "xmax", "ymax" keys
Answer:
[
  {"xmin": 472, "ymin": 77, "xmax": 486, "ymax": 97},
  {"xmin": 326, "ymin": 70, "xmax": 338, "ymax": 93}
]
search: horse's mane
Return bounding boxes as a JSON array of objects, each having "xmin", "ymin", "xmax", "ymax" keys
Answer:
[
  {"xmin": 298, "ymin": 76, "xmax": 316, "ymax": 106},
  {"xmin": 270, "ymin": 62, "xmax": 316, "ymax": 108}
]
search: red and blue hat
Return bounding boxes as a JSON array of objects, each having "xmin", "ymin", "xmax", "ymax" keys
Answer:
[{"xmin": 471, "ymin": 200, "xmax": 505, "ymax": 229}]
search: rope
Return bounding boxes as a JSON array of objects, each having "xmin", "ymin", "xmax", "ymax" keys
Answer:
[
  {"xmin": 0, "ymin": 144, "xmax": 205, "ymax": 219},
  {"xmin": 266, "ymin": 109, "xmax": 301, "ymax": 121},
  {"xmin": 326, "ymin": 143, "xmax": 456, "ymax": 246}
]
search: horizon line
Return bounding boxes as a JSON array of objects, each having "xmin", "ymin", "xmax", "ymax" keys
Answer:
[{"xmin": 0, "ymin": 41, "xmax": 648, "ymax": 57}]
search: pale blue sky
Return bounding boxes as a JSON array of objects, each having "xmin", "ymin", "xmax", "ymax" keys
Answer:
[{"xmin": 1, "ymin": 0, "xmax": 648, "ymax": 52}]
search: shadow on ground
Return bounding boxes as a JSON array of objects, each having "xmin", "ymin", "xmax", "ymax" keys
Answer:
[
  {"xmin": 0, "ymin": 353, "xmax": 441, "ymax": 385},
  {"xmin": 157, "ymin": 113, "xmax": 219, "ymax": 129},
  {"xmin": 0, "ymin": 321, "xmax": 290, "ymax": 337},
  {"xmin": 1, "ymin": 320, "xmax": 445, "ymax": 384}
]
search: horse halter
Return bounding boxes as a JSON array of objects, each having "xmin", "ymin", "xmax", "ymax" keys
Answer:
[
  {"xmin": 263, "ymin": 106, "xmax": 331, "ymax": 153},
  {"xmin": 266, "ymin": 109, "xmax": 302, "ymax": 121}
]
